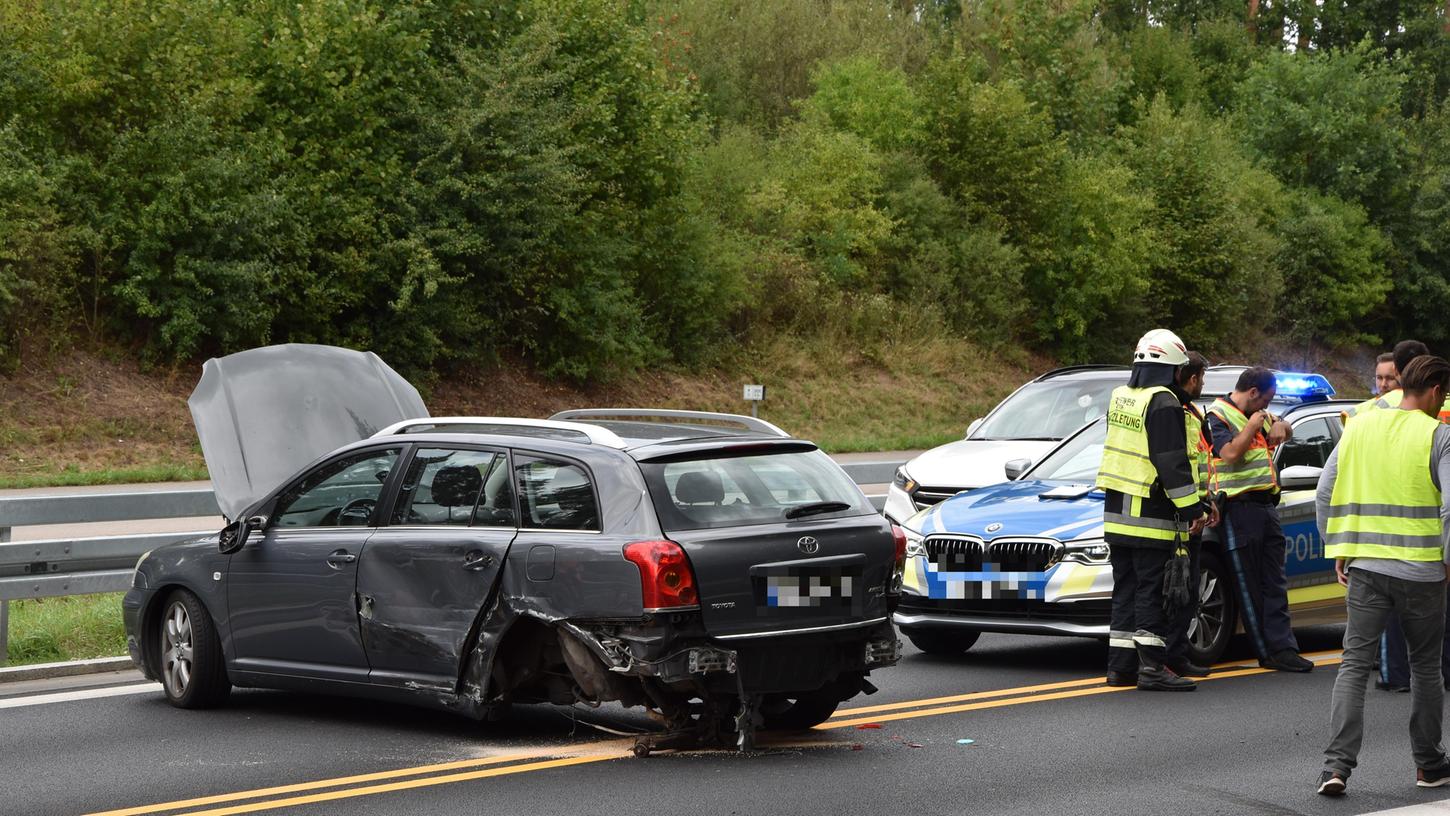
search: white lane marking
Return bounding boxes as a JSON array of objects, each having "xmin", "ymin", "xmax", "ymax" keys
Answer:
[
  {"xmin": 1355, "ymin": 804, "xmax": 1450, "ymax": 815},
  {"xmin": 0, "ymin": 682, "xmax": 159, "ymax": 709}
]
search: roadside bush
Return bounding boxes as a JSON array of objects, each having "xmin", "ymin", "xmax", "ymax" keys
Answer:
[{"xmin": 1272, "ymin": 189, "xmax": 1391, "ymax": 349}]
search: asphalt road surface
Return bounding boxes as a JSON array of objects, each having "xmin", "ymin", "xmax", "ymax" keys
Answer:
[{"xmin": 9, "ymin": 624, "xmax": 1450, "ymax": 816}]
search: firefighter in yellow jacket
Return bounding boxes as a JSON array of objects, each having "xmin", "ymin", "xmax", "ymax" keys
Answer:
[{"xmin": 1098, "ymin": 330, "xmax": 1213, "ymax": 692}]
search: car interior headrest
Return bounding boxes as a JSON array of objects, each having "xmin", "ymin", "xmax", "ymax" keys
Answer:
[
  {"xmin": 432, "ymin": 465, "xmax": 483, "ymax": 508},
  {"xmin": 676, "ymin": 470, "xmax": 724, "ymax": 505}
]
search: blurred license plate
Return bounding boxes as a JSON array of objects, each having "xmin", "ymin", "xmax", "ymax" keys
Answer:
[{"xmin": 758, "ymin": 569, "xmax": 856, "ymax": 608}]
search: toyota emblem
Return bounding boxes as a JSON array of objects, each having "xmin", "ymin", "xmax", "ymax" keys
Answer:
[
  {"xmin": 796, "ymin": 536, "xmax": 821, "ymax": 554},
  {"xmin": 985, "ymin": 522, "xmax": 1003, "ymax": 534}
]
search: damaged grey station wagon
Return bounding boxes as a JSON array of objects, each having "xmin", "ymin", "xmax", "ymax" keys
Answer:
[{"xmin": 124, "ymin": 345, "xmax": 902, "ymax": 751}]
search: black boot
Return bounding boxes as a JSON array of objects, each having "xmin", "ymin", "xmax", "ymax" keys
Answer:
[
  {"xmin": 1106, "ymin": 670, "xmax": 1138, "ymax": 687},
  {"xmin": 1165, "ymin": 658, "xmax": 1211, "ymax": 678},
  {"xmin": 1137, "ymin": 665, "xmax": 1197, "ymax": 691}
]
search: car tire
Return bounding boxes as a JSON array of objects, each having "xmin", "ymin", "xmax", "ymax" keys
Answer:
[
  {"xmin": 1186, "ymin": 551, "xmax": 1238, "ymax": 667},
  {"xmin": 761, "ymin": 690, "xmax": 842, "ymax": 731},
  {"xmin": 157, "ymin": 589, "xmax": 231, "ymax": 709},
  {"xmin": 906, "ymin": 629, "xmax": 981, "ymax": 655}
]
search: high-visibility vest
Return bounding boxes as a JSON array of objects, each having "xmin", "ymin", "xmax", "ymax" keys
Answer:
[
  {"xmin": 1207, "ymin": 397, "xmax": 1279, "ymax": 498},
  {"xmin": 1187, "ymin": 402, "xmax": 1214, "ymax": 501},
  {"xmin": 1326, "ymin": 408, "xmax": 1443, "ymax": 561},
  {"xmin": 1339, "ymin": 388, "xmax": 1450, "ymax": 426},
  {"xmin": 1098, "ymin": 386, "xmax": 1203, "ymax": 505},
  {"xmin": 1344, "ymin": 389, "xmax": 1403, "ymax": 422}
]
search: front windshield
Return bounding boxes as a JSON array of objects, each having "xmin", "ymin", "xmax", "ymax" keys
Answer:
[
  {"xmin": 972, "ymin": 376, "xmax": 1124, "ymax": 441},
  {"xmin": 1024, "ymin": 419, "xmax": 1107, "ymax": 483}
]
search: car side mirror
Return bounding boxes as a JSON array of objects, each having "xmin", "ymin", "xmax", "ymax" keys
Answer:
[
  {"xmin": 966, "ymin": 418, "xmax": 983, "ymax": 439},
  {"xmin": 1278, "ymin": 465, "xmax": 1323, "ymax": 491},
  {"xmin": 1004, "ymin": 458, "xmax": 1033, "ymax": 481},
  {"xmin": 219, "ymin": 514, "xmax": 267, "ymax": 554}
]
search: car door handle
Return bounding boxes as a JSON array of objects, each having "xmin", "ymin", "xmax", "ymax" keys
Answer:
[
  {"xmin": 462, "ymin": 551, "xmax": 494, "ymax": 571},
  {"xmin": 326, "ymin": 549, "xmax": 357, "ymax": 567}
]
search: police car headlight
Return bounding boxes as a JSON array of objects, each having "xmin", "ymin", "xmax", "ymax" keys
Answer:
[
  {"xmin": 903, "ymin": 527, "xmax": 926, "ymax": 560},
  {"xmin": 1062, "ymin": 538, "xmax": 1109, "ymax": 565}
]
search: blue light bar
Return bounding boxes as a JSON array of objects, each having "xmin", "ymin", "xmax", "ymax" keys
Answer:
[{"xmin": 1275, "ymin": 372, "xmax": 1335, "ymax": 399}]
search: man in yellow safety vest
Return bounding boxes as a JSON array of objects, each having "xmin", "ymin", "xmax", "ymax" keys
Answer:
[
  {"xmin": 1097, "ymin": 330, "xmax": 1213, "ymax": 692},
  {"xmin": 1345, "ymin": 340, "xmax": 1427, "ymax": 423},
  {"xmin": 1207, "ymin": 367, "xmax": 1312, "ymax": 673},
  {"xmin": 1316, "ymin": 356, "xmax": 1450, "ymax": 797}
]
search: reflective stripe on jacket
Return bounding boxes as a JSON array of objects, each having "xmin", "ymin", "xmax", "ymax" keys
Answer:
[{"xmin": 1327, "ymin": 407, "xmax": 1443, "ymax": 562}]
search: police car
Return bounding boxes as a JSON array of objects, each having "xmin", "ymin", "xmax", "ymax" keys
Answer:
[{"xmin": 893, "ymin": 368, "xmax": 1349, "ymax": 665}]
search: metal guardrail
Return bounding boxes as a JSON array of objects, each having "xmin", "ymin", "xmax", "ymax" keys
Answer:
[{"xmin": 0, "ymin": 460, "xmax": 902, "ymax": 664}]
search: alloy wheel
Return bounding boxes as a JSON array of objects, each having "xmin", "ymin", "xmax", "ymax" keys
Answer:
[{"xmin": 162, "ymin": 600, "xmax": 194, "ymax": 697}]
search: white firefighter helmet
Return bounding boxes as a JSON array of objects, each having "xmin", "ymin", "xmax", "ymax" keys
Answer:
[{"xmin": 1133, "ymin": 329, "xmax": 1189, "ymax": 366}]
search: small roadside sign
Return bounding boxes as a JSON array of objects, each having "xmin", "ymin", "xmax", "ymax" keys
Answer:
[{"xmin": 743, "ymin": 384, "xmax": 765, "ymax": 401}]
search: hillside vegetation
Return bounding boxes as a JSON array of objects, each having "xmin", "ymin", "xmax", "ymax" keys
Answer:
[{"xmin": 1, "ymin": 0, "xmax": 1446, "ymax": 464}]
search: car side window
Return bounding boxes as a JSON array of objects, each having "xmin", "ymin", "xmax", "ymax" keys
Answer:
[
  {"xmin": 1277, "ymin": 417, "xmax": 1336, "ymax": 471},
  {"xmin": 514, "ymin": 455, "xmax": 600, "ymax": 531},
  {"xmin": 391, "ymin": 448, "xmax": 515, "ymax": 527},
  {"xmin": 275, "ymin": 449, "xmax": 400, "ymax": 528}
]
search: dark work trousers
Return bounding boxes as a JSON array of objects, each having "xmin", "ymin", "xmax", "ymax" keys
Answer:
[
  {"xmin": 1379, "ymin": 592, "xmax": 1450, "ymax": 688},
  {"xmin": 1223, "ymin": 499, "xmax": 1299, "ymax": 659},
  {"xmin": 1166, "ymin": 536, "xmax": 1203, "ymax": 665},
  {"xmin": 1108, "ymin": 543, "xmax": 1173, "ymax": 674}
]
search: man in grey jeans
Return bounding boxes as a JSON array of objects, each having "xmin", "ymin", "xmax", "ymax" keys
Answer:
[{"xmin": 1316, "ymin": 355, "xmax": 1450, "ymax": 796}]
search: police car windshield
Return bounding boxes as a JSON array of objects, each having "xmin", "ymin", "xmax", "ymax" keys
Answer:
[
  {"xmin": 972, "ymin": 377, "xmax": 1124, "ymax": 442},
  {"xmin": 1023, "ymin": 419, "xmax": 1107, "ymax": 483}
]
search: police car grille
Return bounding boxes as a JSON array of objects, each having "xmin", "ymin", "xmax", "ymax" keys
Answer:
[
  {"xmin": 989, "ymin": 539, "xmax": 1062, "ymax": 572},
  {"xmin": 924, "ymin": 535, "xmax": 986, "ymax": 570},
  {"xmin": 924, "ymin": 536, "xmax": 1060, "ymax": 572}
]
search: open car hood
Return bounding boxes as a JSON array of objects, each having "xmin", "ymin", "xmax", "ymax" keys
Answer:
[{"xmin": 189, "ymin": 344, "xmax": 428, "ymax": 520}]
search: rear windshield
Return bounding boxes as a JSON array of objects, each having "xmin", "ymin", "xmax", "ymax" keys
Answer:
[{"xmin": 640, "ymin": 450, "xmax": 872, "ymax": 531}]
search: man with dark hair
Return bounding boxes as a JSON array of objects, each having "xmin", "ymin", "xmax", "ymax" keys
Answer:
[
  {"xmin": 1165, "ymin": 351, "xmax": 1219, "ymax": 678},
  {"xmin": 1317, "ymin": 355, "xmax": 1450, "ymax": 796},
  {"xmin": 1207, "ymin": 366, "xmax": 1313, "ymax": 672},
  {"xmin": 1098, "ymin": 330, "xmax": 1212, "ymax": 691}
]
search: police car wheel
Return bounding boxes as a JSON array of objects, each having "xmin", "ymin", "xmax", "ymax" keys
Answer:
[
  {"xmin": 1186, "ymin": 552, "xmax": 1238, "ymax": 666},
  {"xmin": 906, "ymin": 629, "xmax": 980, "ymax": 655}
]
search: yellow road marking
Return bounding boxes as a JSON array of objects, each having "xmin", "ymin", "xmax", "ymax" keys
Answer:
[
  {"xmin": 84, "ymin": 753, "xmax": 545, "ymax": 816},
  {"xmin": 85, "ymin": 755, "xmax": 616, "ymax": 816},
  {"xmin": 832, "ymin": 647, "xmax": 1344, "ymax": 719},
  {"xmin": 831, "ymin": 675, "xmax": 1109, "ymax": 717},
  {"xmin": 823, "ymin": 653, "xmax": 1344, "ymax": 729},
  {"xmin": 91, "ymin": 649, "xmax": 1348, "ymax": 815}
]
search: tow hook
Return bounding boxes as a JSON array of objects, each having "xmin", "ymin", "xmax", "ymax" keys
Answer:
[
  {"xmin": 687, "ymin": 647, "xmax": 737, "ymax": 674},
  {"xmin": 865, "ymin": 638, "xmax": 900, "ymax": 665}
]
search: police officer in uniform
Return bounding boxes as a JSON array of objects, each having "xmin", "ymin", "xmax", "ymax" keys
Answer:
[
  {"xmin": 1206, "ymin": 367, "xmax": 1313, "ymax": 672},
  {"xmin": 1316, "ymin": 355, "xmax": 1450, "ymax": 796},
  {"xmin": 1099, "ymin": 330, "xmax": 1210, "ymax": 691}
]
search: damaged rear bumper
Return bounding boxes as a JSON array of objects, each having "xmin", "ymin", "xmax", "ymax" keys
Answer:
[{"xmin": 560, "ymin": 616, "xmax": 900, "ymax": 696}]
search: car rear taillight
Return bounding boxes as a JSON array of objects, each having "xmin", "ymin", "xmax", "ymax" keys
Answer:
[
  {"xmin": 623, "ymin": 540, "xmax": 700, "ymax": 610},
  {"xmin": 890, "ymin": 524, "xmax": 908, "ymax": 595}
]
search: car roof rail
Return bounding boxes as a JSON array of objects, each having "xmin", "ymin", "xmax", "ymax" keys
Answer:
[
  {"xmin": 549, "ymin": 408, "xmax": 792, "ymax": 438},
  {"xmin": 371, "ymin": 417, "xmax": 628, "ymax": 448},
  {"xmin": 1035, "ymin": 364, "xmax": 1131, "ymax": 380}
]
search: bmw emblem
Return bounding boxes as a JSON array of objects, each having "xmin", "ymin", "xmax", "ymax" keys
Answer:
[
  {"xmin": 796, "ymin": 536, "xmax": 821, "ymax": 554},
  {"xmin": 985, "ymin": 522, "xmax": 1003, "ymax": 534}
]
